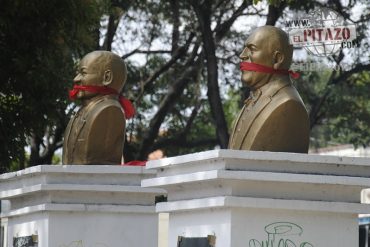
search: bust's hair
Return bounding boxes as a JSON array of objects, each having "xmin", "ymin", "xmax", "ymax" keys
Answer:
[
  {"xmin": 256, "ymin": 26, "xmax": 293, "ymax": 69},
  {"xmin": 87, "ymin": 51, "xmax": 127, "ymax": 91}
]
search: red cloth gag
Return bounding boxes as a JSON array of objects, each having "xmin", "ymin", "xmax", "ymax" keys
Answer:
[
  {"xmin": 69, "ymin": 85, "xmax": 135, "ymax": 119},
  {"xmin": 122, "ymin": 160, "xmax": 147, "ymax": 166},
  {"xmin": 240, "ymin": 62, "xmax": 300, "ymax": 79}
]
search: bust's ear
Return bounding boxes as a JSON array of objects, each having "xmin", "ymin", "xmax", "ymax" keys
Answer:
[
  {"xmin": 102, "ymin": 70, "xmax": 113, "ymax": 86},
  {"xmin": 273, "ymin": 51, "xmax": 284, "ymax": 70}
]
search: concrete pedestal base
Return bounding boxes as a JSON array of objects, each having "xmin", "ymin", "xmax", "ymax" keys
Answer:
[
  {"xmin": 166, "ymin": 207, "xmax": 357, "ymax": 247},
  {"xmin": 142, "ymin": 150, "xmax": 370, "ymax": 247},
  {"xmin": 1, "ymin": 165, "xmax": 165, "ymax": 247}
]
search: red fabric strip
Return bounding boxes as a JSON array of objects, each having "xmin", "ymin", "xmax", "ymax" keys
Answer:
[
  {"xmin": 122, "ymin": 160, "xmax": 147, "ymax": 166},
  {"xmin": 69, "ymin": 85, "xmax": 135, "ymax": 119},
  {"xmin": 240, "ymin": 62, "xmax": 300, "ymax": 79}
]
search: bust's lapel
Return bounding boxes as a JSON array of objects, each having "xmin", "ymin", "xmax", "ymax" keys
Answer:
[
  {"xmin": 230, "ymin": 79, "xmax": 291, "ymax": 150},
  {"xmin": 229, "ymin": 103, "xmax": 245, "ymax": 148},
  {"xmin": 233, "ymin": 96, "xmax": 272, "ymax": 149}
]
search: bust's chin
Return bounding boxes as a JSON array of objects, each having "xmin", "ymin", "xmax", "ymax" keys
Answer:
[
  {"xmin": 76, "ymin": 92, "xmax": 98, "ymax": 100},
  {"xmin": 241, "ymin": 76, "xmax": 260, "ymax": 90},
  {"xmin": 241, "ymin": 73, "xmax": 253, "ymax": 87},
  {"xmin": 242, "ymin": 72, "xmax": 272, "ymax": 90}
]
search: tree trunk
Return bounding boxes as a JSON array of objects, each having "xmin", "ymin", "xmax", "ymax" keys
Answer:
[
  {"xmin": 265, "ymin": 3, "xmax": 286, "ymax": 26},
  {"xmin": 102, "ymin": 9, "xmax": 123, "ymax": 51},
  {"xmin": 170, "ymin": 0, "xmax": 180, "ymax": 55},
  {"xmin": 191, "ymin": 0, "xmax": 229, "ymax": 148}
]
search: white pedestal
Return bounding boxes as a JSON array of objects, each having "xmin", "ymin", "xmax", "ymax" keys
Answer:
[
  {"xmin": 142, "ymin": 149, "xmax": 370, "ymax": 247},
  {"xmin": 0, "ymin": 165, "xmax": 165, "ymax": 247}
]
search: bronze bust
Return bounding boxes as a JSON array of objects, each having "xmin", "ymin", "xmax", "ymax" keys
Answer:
[
  {"xmin": 229, "ymin": 26, "xmax": 310, "ymax": 153},
  {"xmin": 62, "ymin": 51, "xmax": 127, "ymax": 164}
]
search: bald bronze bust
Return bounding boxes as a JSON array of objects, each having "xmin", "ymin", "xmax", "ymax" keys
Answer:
[
  {"xmin": 62, "ymin": 51, "xmax": 127, "ymax": 164},
  {"xmin": 229, "ymin": 26, "xmax": 310, "ymax": 153}
]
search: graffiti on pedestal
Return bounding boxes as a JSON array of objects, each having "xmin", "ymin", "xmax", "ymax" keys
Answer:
[{"xmin": 249, "ymin": 222, "xmax": 314, "ymax": 247}]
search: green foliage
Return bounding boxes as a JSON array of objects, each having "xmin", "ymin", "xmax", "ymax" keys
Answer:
[
  {"xmin": 324, "ymin": 71, "xmax": 370, "ymax": 147},
  {"xmin": 297, "ymin": 68, "xmax": 370, "ymax": 149},
  {"xmin": 223, "ymin": 88, "xmax": 242, "ymax": 130},
  {"xmin": 0, "ymin": 0, "xmax": 106, "ymax": 172}
]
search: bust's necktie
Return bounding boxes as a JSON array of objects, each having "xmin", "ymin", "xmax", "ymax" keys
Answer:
[{"xmin": 244, "ymin": 89, "xmax": 262, "ymax": 107}]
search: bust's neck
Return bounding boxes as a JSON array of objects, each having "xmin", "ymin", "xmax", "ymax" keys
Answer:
[
  {"xmin": 81, "ymin": 94, "xmax": 110, "ymax": 107},
  {"xmin": 250, "ymin": 74, "xmax": 290, "ymax": 92},
  {"xmin": 255, "ymin": 76, "xmax": 291, "ymax": 99}
]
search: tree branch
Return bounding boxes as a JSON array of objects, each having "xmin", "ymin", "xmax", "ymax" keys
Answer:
[
  {"xmin": 151, "ymin": 99, "xmax": 203, "ymax": 152},
  {"xmin": 309, "ymin": 63, "xmax": 370, "ymax": 128},
  {"xmin": 214, "ymin": 0, "xmax": 251, "ymax": 43},
  {"xmin": 122, "ymin": 49, "xmax": 172, "ymax": 59},
  {"xmin": 183, "ymin": 100, "xmax": 202, "ymax": 135},
  {"xmin": 137, "ymin": 56, "xmax": 202, "ymax": 159},
  {"xmin": 135, "ymin": 32, "xmax": 195, "ymax": 103}
]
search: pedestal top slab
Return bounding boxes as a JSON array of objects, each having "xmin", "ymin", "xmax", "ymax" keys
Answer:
[
  {"xmin": 1, "ymin": 165, "xmax": 157, "ymax": 191},
  {"xmin": 146, "ymin": 149, "xmax": 370, "ymax": 177},
  {"xmin": 1, "ymin": 164, "xmax": 153, "ymax": 179},
  {"xmin": 143, "ymin": 150, "xmax": 370, "ymax": 213},
  {"xmin": 142, "ymin": 170, "xmax": 370, "ymax": 188},
  {"xmin": 1, "ymin": 165, "xmax": 165, "ymax": 216},
  {"xmin": 155, "ymin": 196, "xmax": 370, "ymax": 214}
]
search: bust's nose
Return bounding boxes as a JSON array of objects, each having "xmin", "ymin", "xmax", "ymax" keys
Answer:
[
  {"xmin": 239, "ymin": 47, "xmax": 250, "ymax": 61},
  {"xmin": 73, "ymin": 74, "xmax": 82, "ymax": 84}
]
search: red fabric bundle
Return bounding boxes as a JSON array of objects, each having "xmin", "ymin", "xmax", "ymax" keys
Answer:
[
  {"xmin": 240, "ymin": 62, "xmax": 299, "ymax": 79},
  {"xmin": 69, "ymin": 85, "xmax": 135, "ymax": 119}
]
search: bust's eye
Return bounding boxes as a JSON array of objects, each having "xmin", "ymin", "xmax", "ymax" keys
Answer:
[{"xmin": 249, "ymin": 46, "xmax": 257, "ymax": 52}]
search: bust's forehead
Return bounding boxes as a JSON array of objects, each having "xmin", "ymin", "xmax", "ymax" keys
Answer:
[
  {"xmin": 78, "ymin": 52, "xmax": 102, "ymax": 69},
  {"xmin": 245, "ymin": 29, "xmax": 268, "ymax": 46},
  {"xmin": 81, "ymin": 52, "xmax": 98, "ymax": 63}
]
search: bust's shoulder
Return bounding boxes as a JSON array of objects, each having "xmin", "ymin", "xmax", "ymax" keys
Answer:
[
  {"xmin": 83, "ymin": 96, "xmax": 124, "ymax": 122},
  {"xmin": 86, "ymin": 96, "xmax": 122, "ymax": 112},
  {"xmin": 271, "ymin": 84, "xmax": 305, "ymax": 107}
]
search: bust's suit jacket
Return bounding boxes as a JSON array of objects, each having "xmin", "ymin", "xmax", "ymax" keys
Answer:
[
  {"xmin": 62, "ymin": 95, "xmax": 125, "ymax": 164},
  {"xmin": 229, "ymin": 79, "xmax": 309, "ymax": 153}
]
